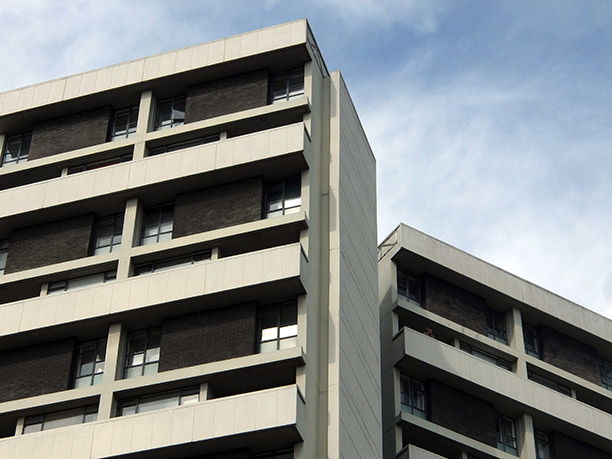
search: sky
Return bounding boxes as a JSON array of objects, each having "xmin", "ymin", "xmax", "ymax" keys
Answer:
[{"xmin": 1, "ymin": 1, "xmax": 611, "ymax": 318}]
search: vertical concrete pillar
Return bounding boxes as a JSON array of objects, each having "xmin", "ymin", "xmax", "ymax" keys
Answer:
[
  {"xmin": 14, "ymin": 417, "xmax": 24, "ymax": 436},
  {"xmin": 199, "ymin": 382, "xmax": 209, "ymax": 401},
  {"xmin": 517, "ymin": 413, "xmax": 537, "ymax": 459},
  {"xmin": 117, "ymin": 198, "xmax": 141, "ymax": 280},
  {"xmin": 98, "ymin": 323, "xmax": 125, "ymax": 420},
  {"xmin": 509, "ymin": 308, "xmax": 528, "ymax": 377},
  {"xmin": 132, "ymin": 90, "xmax": 155, "ymax": 160}
]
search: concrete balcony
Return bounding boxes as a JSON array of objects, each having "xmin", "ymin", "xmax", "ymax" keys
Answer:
[
  {"xmin": 0, "ymin": 122, "xmax": 310, "ymax": 221},
  {"xmin": 393, "ymin": 327, "xmax": 612, "ymax": 444},
  {"xmin": 0, "ymin": 385, "xmax": 304, "ymax": 458},
  {"xmin": 0, "ymin": 243, "xmax": 308, "ymax": 338}
]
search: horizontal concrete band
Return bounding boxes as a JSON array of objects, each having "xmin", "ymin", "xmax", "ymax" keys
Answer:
[
  {"xmin": 0, "ymin": 20, "xmax": 308, "ymax": 117},
  {"xmin": 396, "ymin": 327, "xmax": 612, "ymax": 442},
  {"xmin": 0, "ymin": 243, "xmax": 308, "ymax": 337},
  {"xmin": 0, "ymin": 122, "xmax": 309, "ymax": 219},
  {"xmin": 0, "ymin": 385, "xmax": 303, "ymax": 459}
]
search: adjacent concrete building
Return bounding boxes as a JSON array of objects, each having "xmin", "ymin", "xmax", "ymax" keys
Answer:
[
  {"xmin": 0, "ymin": 19, "xmax": 610, "ymax": 459},
  {"xmin": 0, "ymin": 20, "xmax": 380, "ymax": 459},
  {"xmin": 379, "ymin": 224, "xmax": 612, "ymax": 459}
]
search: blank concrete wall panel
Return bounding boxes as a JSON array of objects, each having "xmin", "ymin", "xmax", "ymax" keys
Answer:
[
  {"xmin": 4, "ymin": 214, "xmax": 94, "ymax": 273},
  {"xmin": 29, "ymin": 106, "xmax": 111, "ymax": 160},
  {"xmin": 0, "ymin": 338, "xmax": 75, "ymax": 402}
]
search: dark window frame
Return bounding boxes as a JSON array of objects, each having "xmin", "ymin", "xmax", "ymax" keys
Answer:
[
  {"xmin": 264, "ymin": 176, "xmax": 301, "ymax": 219},
  {"xmin": 528, "ymin": 369, "xmax": 572, "ymax": 396},
  {"xmin": 459, "ymin": 342, "xmax": 512, "ymax": 371},
  {"xmin": 523, "ymin": 323, "xmax": 541, "ymax": 358},
  {"xmin": 1, "ymin": 132, "xmax": 31, "ymax": 166},
  {"xmin": 22, "ymin": 405, "xmax": 97, "ymax": 434},
  {"xmin": 269, "ymin": 68, "xmax": 305, "ymax": 104},
  {"xmin": 134, "ymin": 250, "xmax": 211, "ymax": 276},
  {"xmin": 155, "ymin": 95, "xmax": 186, "ymax": 130},
  {"xmin": 68, "ymin": 153, "xmax": 132, "ymax": 175},
  {"xmin": 47, "ymin": 270, "xmax": 117, "ymax": 294},
  {"xmin": 486, "ymin": 309, "xmax": 508, "ymax": 344},
  {"xmin": 535, "ymin": 429, "xmax": 551, "ymax": 459},
  {"xmin": 147, "ymin": 133, "xmax": 220, "ymax": 157},
  {"xmin": 0, "ymin": 239, "xmax": 9, "ymax": 275},
  {"xmin": 72, "ymin": 338, "xmax": 107, "ymax": 388},
  {"xmin": 397, "ymin": 269, "xmax": 420, "ymax": 303},
  {"xmin": 496, "ymin": 413, "xmax": 518, "ymax": 455},
  {"xmin": 257, "ymin": 302, "xmax": 298, "ymax": 353},
  {"xmin": 400, "ymin": 375, "xmax": 427, "ymax": 418},
  {"xmin": 117, "ymin": 386, "xmax": 199, "ymax": 416},
  {"xmin": 601, "ymin": 359, "xmax": 612, "ymax": 390},
  {"xmin": 124, "ymin": 327, "xmax": 162, "ymax": 379},
  {"xmin": 110, "ymin": 106, "xmax": 139, "ymax": 140},
  {"xmin": 91, "ymin": 214, "xmax": 124, "ymax": 255},
  {"xmin": 140, "ymin": 203, "xmax": 174, "ymax": 246}
]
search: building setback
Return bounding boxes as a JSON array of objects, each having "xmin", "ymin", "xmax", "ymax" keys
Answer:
[
  {"xmin": 379, "ymin": 224, "xmax": 612, "ymax": 459},
  {"xmin": 0, "ymin": 19, "xmax": 610, "ymax": 459},
  {"xmin": 0, "ymin": 20, "xmax": 379, "ymax": 459}
]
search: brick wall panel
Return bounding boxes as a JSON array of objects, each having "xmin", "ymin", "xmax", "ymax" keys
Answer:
[
  {"xmin": 173, "ymin": 178, "xmax": 263, "ymax": 238},
  {"xmin": 422, "ymin": 274, "xmax": 489, "ymax": 335},
  {"xmin": 4, "ymin": 214, "xmax": 95, "ymax": 273},
  {"xmin": 29, "ymin": 106, "xmax": 112, "ymax": 160},
  {"xmin": 539, "ymin": 327, "xmax": 601, "ymax": 385},
  {"xmin": 158, "ymin": 303, "xmax": 257, "ymax": 372},
  {"xmin": 549, "ymin": 431, "xmax": 611, "ymax": 459},
  {"xmin": 185, "ymin": 70, "xmax": 269, "ymax": 123},
  {"xmin": 0, "ymin": 339, "xmax": 75, "ymax": 402},
  {"xmin": 428, "ymin": 380, "xmax": 497, "ymax": 446}
]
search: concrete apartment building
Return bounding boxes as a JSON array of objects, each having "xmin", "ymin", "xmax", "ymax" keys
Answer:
[
  {"xmin": 0, "ymin": 19, "xmax": 610, "ymax": 459},
  {"xmin": 0, "ymin": 20, "xmax": 380, "ymax": 459},
  {"xmin": 379, "ymin": 224, "xmax": 612, "ymax": 459}
]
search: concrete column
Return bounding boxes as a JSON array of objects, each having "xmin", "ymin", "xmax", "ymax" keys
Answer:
[
  {"xmin": 394, "ymin": 424, "xmax": 403, "ymax": 454},
  {"xmin": 517, "ymin": 413, "xmax": 537, "ymax": 459},
  {"xmin": 39, "ymin": 282, "xmax": 48, "ymax": 296},
  {"xmin": 117, "ymin": 198, "xmax": 141, "ymax": 280},
  {"xmin": 98, "ymin": 323, "xmax": 125, "ymax": 420},
  {"xmin": 199, "ymin": 382, "xmax": 209, "ymax": 401},
  {"xmin": 509, "ymin": 308, "xmax": 528, "ymax": 377},
  {"xmin": 133, "ymin": 90, "xmax": 155, "ymax": 160},
  {"xmin": 14, "ymin": 417, "xmax": 24, "ymax": 436}
]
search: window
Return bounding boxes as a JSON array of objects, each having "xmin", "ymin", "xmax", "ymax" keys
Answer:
[
  {"xmin": 265, "ymin": 176, "xmax": 301, "ymax": 218},
  {"xmin": 155, "ymin": 95, "xmax": 186, "ymax": 130},
  {"xmin": 148, "ymin": 134, "xmax": 220, "ymax": 157},
  {"xmin": 400, "ymin": 375, "xmax": 426, "ymax": 418},
  {"xmin": 1, "ymin": 132, "xmax": 31, "ymax": 166},
  {"xmin": 270, "ymin": 69, "xmax": 304, "ymax": 103},
  {"xmin": 397, "ymin": 270, "xmax": 420, "ymax": 303},
  {"xmin": 140, "ymin": 203, "xmax": 174, "ymax": 245},
  {"xmin": 68, "ymin": 154, "xmax": 132, "ymax": 175},
  {"xmin": 486, "ymin": 309, "xmax": 507, "ymax": 344},
  {"xmin": 535, "ymin": 430, "xmax": 551, "ymax": 459},
  {"xmin": 601, "ymin": 360, "xmax": 612, "ymax": 390},
  {"xmin": 459, "ymin": 342, "xmax": 512, "ymax": 371},
  {"xmin": 124, "ymin": 327, "xmax": 161, "ymax": 378},
  {"xmin": 254, "ymin": 450, "xmax": 293, "ymax": 459},
  {"xmin": 23, "ymin": 405, "xmax": 97, "ymax": 434},
  {"xmin": 496, "ymin": 414, "xmax": 518, "ymax": 455},
  {"xmin": 134, "ymin": 250, "xmax": 211, "ymax": 276},
  {"xmin": 72, "ymin": 339, "xmax": 106, "ymax": 388},
  {"xmin": 117, "ymin": 386, "xmax": 199, "ymax": 416},
  {"xmin": 110, "ymin": 106, "xmax": 138, "ymax": 140},
  {"xmin": 258, "ymin": 302, "xmax": 298, "ymax": 353},
  {"xmin": 47, "ymin": 270, "xmax": 116, "ymax": 294},
  {"xmin": 91, "ymin": 214, "xmax": 124, "ymax": 255},
  {"xmin": 523, "ymin": 324, "xmax": 541, "ymax": 358},
  {"xmin": 528, "ymin": 369, "xmax": 572, "ymax": 396},
  {"xmin": 0, "ymin": 239, "xmax": 8, "ymax": 274}
]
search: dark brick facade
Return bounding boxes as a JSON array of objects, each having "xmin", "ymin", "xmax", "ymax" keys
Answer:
[
  {"xmin": 539, "ymin": 326, "xmax": 601, "ymax": 385},
  {"xmin": 158, "ymin": 303, "xmax": 257, "ymax": 372},
  {"xmin": 173, "ymin": 178, "xmax": 263, "ymax": 238},
  {"xmin": 185, "ymin": 70, "xmax": 269, "ymax": 123},
  {"xmin": 29, "ymin": 106, "xmax": 112, "ymax": 160},
  {"xmin": 422, "ymin": 274, "xmax": 489, "ymax": 336},
  {"xmin": 4, "ymin": 214, "xmax": 95, "ymax": 273},
  {"xmin": 549, "ymin": 431, "xmax": 611, "ymax": 459},
  {"xmin": 428, "ymin": 380, "xmax": 497, "ymax": 446},
  {"xmin": 0, "ymin": 339, "xmax": 75, "ymax": 402}
]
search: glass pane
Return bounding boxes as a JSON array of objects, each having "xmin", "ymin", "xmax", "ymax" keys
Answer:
[
  {"xmin": 141, "ymin": 236, "xmax": 158, "ymax": 245},
  {"xmin": 158, "ymin": 232, "xmax": 172, "ymax": 242},
  {"xmin": 129, "ymin": 333, "xmax": 147, "ymax": 353},
  {"xmin": 120, "ymin": 405, "xmax": 137, "ymax": 416},
  {"xmin": 125, "ymin": 366, "xmax": 142, "ymax": 379},
  {"xmin": 261, "ymin": 327, "xmax": 278, "ymax": 341},
  {"xmin": 259, "ymin": 341, "xmax": 278, "ymax": 353},
  {"xmin": 284, "ymin": 197, "xmax": 301, "ymax": 208},
  {"xmin": 279, "ymin": 324, "xmax": 298, "ymax": 339},
  {"xmin": 280, "ymin": 304, "xmax": 297, "ymax": 325},
  {"xmin": 92, "ymin": 373, "xmax": 104, "ymax": 385},
  {"xmin": 94, "ymin": 246, "xmax": 111, "ymax": 255},
  {"xmin": 130, "ymin": 353, "xmax": 145, "ymax": 366},
  {"xmin": 23, "ymin": 423, "xmax": 43, "ymax": 434},
  {"xmin": 265, "ymin": 210, "xmax": 283, "ymax": 219},
  {"xmin": 284, "ymin": 207, "xmax": 300, "ymax": 215},
  {"xmin": 68, "ymin": 273, "xmax": 104, "ymax": 290},
  {"xmin": 138, "ymin": 394, "xmax": 179, "ymax": 413},
  {"xmin": 285, "ymin": 177, "xmax": 301, "ymax": 197},
  {"xmin": 44, "ymin": 409, "xmax": 84, "ymax": 430},
  {"xmin": 74, "ymin": 376, "xmax": 91, "ymax": 388},
  {"xmin": 180, "ymin": 393, "xmax": 199, "ymax": 405},
  {"xmin": 79, "ymin": 352, "xmax": 95, "ymax": 376},
  {"xmin": 279, "ymin": 336, "xmax": 297, "ymax": 350},
  {"xmin": 94, "ymin": 362, "xmax": 105, "ymax": 373},
  {"xmin": 143, "ymin": 225, "xmax": 160, "ymax": 237},
  {"xmin": 145, "ymin": 347, "xmax": 160, "ymax": 363},
  {"xmin": 143, "ymin": 362, "xmax": 159, "ymax": 375},
  {"xmin": 84, "ymin": 411, "xmax": 97, "ymax": 423}
]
